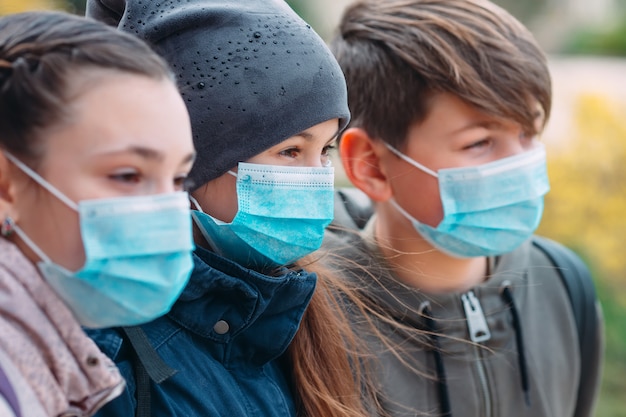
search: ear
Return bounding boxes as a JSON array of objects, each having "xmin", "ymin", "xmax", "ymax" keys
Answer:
[
  {"xmin": 339, "ymin": 128, "xmax": 393, "ymax": 202},
  {"xmin": 0, "ymin": 152, "xmax": 18, "ymax": 222}
]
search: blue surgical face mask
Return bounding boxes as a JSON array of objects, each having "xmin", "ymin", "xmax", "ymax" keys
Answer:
[
  {"xmin": 385, "ymin": 143, "xmax": 550, "ymax": 258},
  {"xmin": 5, "ymin": 153, "xmax": 194, "ymax": 328},
  {"xmin": 191, "ymin": 162, "xmax": 335, "ymax": 269}
]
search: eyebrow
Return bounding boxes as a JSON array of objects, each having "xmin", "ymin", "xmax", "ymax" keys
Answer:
[
  {"xmin": 295, "ymin": 131, "xmax": 315, "ymax": 141},
  {"xmin": 451, "ymin": 120, "xmax": 503, "ymax": 134},
  {"xmin": 294, "ymin": 131, "xmax": 340, "ymax": 142},
  {"xmin": 453, "ymin": 109, "xmax": 545, "ymax": 134},
  {"xmin": 101, "ymin": 146, "xmax": 196, "ymax": 165}
]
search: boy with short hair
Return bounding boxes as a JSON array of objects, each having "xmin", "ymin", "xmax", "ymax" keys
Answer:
[{"xmin": 327, "ymin": 1, "xmax": 604, "ymax": 416}]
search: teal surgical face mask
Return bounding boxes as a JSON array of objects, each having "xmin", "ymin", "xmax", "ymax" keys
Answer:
[
  {"xmin": 5, "ymin": 153, "xmax": 194, "ymax": 328},
  {"xmin": 191, "ymin": 162, "xmax": 335, "ymax": 269},
  {"xmin": 385, "ymin": 143, "xmax": 550, "ymax": 258}
]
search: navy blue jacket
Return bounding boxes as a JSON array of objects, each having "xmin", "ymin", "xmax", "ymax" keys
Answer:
[{"xmin": 88, "ymin": 246, "xmax": 317, "ymax": 416}]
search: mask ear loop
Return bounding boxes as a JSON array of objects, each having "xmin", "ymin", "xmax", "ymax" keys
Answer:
[
  {"xmin": 384, "ymin": 143, "xmax": 439, "ymax": 178},
  {"xmin": 189, "ymin": 163, "xmax": 239, "ymax": 212},
  {"xmin": 189, "ymin": 165, "xmax": 239, "ymax": 215},
  {"xmin": 189, "ymin": 195, "xmax": 204, "ymax": 213},
  {"xmin": 3, "ymin": 216, "xmax": 53, "ymax": 263},
  {"xmin": 2, "ymin": 153, "xmax": 70, "ymax": 264},
  {"xmin": 4, "ymin": 152, "xmax": 79, "ymax": 211}
]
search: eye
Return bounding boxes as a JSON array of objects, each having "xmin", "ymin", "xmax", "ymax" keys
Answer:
[
  {"xmin": 321, "ymin": 143, "xmax": 336, "ymax": 157},
  {"xmin": 173, "ymin": 175, "xmax": 189, "ymax": 191},
  {"xmin": 520, "ymin": 130, "xmax": 538, "ymax": 141},
  {"xmin": 320, "ymin": 143, "xmax": 336, "ymax": 166},
  {"xmin": 463, "ymin": 138, "xmax": 492, "ymax": 150},
  {"xmin": 109, "ymin": 170, "xmax": 141, "ymax": 184},
  {"xmin": 279, "ymin": 147, "xmax": 300, "ymax": 158}
]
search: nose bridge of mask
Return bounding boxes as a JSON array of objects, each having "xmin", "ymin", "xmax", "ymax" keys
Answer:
[
  {"xmin": 437, "ymin": 145, "xmax": 549, "ymax": 215},
  {"xmin": 234, "ymin": 162, "xmax": 335, "ymax": 220},
  {"xmin": 4, "ymin": 152, "xmax": 79, "ymax": 211},
  {"xmin": 384, "ymin": 143, "xmax": 438, "ymax": 178}
]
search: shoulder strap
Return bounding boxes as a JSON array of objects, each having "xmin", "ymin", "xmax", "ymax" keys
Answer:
[
  {"xmin": 531, "ymin": 236, "xmax": 598, "ymax": 409},
  {"xmin": 0, "ymin": 364, "xmax": 21, "ymax": 417},
  {"xmin": 122, "ymin": 326, "xmax": 178, "ymax": 417}
]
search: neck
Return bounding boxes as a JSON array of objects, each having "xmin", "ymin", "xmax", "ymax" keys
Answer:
[
  {"xmin": 374, "ymin": 212, "xmax": 487, "ymax": 294},
  {"xmin": 192, "ymin": 222, "xmax": 209, "ymax": 248}
]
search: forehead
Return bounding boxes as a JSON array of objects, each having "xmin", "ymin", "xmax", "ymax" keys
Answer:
[
  {"xmin": 41, "ymin": 73, "xmax": 193, "ymax": 163},
  {"xmin": 408, "ymin": 93, "xmax": 544, "ymax": 137}
]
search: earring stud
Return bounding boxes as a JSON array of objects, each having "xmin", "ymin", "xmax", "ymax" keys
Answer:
[{"xmin": 1, "ymin": 217, "xmax": 14, "ymax": 237}]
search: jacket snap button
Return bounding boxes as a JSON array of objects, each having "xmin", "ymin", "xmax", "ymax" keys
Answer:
[{"xmin": 213, "ymin": 320, "xmax": 230, "ymax": 335}]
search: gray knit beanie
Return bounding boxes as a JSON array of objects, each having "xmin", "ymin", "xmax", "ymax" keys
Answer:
[{"xmin": 86, "ymin": 0, "xmax": 349, "ymax": 190}]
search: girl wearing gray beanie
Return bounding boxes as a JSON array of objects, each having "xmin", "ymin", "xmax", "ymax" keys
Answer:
[{"xmin": 85, "ymin": 1, "xmax": 377, "ymax": 417}]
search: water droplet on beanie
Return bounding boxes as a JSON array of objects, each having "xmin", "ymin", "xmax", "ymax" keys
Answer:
[{"xmin": 102, "ymin": 0, "xmax": 349, "ymax": 186}]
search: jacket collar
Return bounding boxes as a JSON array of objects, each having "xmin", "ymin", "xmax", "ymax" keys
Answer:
[
  {"xmin": 166, "ymin": 246, "xmax": 317, "ymax": 365},
  {"xmin": 349, "ymin": 216, "xmax": 532, "ymax": 342}
]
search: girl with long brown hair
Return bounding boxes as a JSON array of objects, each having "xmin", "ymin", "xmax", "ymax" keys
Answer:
[{"xmin": 85, "ymin": 1, "xmax": 378, "ymax": 416}]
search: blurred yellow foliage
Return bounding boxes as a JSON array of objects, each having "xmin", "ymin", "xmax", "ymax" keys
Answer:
[
  {"xmin": 0, "ymin": 0, "xmax": 59, "ymax": 14},
  {"xmin": 539, "ymin": 93, "xmax": 626, "ymax": 298}
]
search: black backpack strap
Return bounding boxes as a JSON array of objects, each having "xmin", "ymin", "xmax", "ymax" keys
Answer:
[
  {"xmin": 122, "ymin": 326, "xmax": 178, "ymax": 417},
  {"xmin": 0, "ymin": 364, "xmax": 21, "ymax": 417},
  {"xmin": 531, "ymin": 236, "xmax": 599, "ymax": 415}
]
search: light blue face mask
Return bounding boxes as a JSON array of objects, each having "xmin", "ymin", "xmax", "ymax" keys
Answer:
[
  {"xmin": 386, "ymin": 143, "xmax": 550, "ymax": 258},
  {"xmin": 5, "ymin": 153, "xmax": 194, "ymax": 328},
  {"xmin": 191, "ymin": 162, "xmax": 335, "ymax": 269}
]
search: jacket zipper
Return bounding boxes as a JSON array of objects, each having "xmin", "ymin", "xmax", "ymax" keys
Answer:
[
  {"xmin": 474, "ymin": 344, "xmax": 492, "ymax": 417},
  {"xmin": 461, "ymin": 291, "xmax": 492, "ymax": 417}
]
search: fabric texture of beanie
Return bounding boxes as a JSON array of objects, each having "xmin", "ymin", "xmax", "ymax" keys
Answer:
[{"xmin": 86, "ymin": 0, "xmax": 350, "ymax": 189}]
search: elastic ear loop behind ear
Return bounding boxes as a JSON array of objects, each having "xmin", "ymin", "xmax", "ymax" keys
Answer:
[
  {"xmin": 2, "ymin": 216, "xmax": 52, "ymax": 263},
  {"xmin": 188, "ymin": 195, "xmax": 203, "ymax": 212},
  {"xmin": 3, "ymin": 152, "xmax": 79, "ymax": 211}
]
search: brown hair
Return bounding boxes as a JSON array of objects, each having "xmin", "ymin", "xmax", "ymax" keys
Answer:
[
  {"xmin": 290, "ymin": 239, "xmax": 444, "ymax": 417},
  {"xmin": 0, "ymin": 11, "xmax": 172, "ymax": 163},
  {"xmin": 289, "ymin": 255, "xmax": 382, "ymax": 417},
  {"xmin": 330, "ymin": 0, "xmax": 552, "ymax": 149}
]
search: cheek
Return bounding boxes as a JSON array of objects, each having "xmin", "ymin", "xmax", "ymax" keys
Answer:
[
  {"xmin": 193, "ymin": 178, "xmax": 239, "ymax": 223},
  {"xmin": 18, "ymin": 194, "xmax": 85, "ymax": 270},
  {"xmin": 49, "ymin": 215, "xmax": 85, "ymax": 271},
  {"xmin": 392, "ymin": 170, "xmax": 444, "ymax": 227}
]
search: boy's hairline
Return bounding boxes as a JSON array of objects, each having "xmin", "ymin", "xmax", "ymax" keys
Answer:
[
  {"xmin": 332, "ymin": 0, "xmax": 552, "ymax": 152},
  {"xmin": 344, "ymin": 91, "xmax": 546, "ymax": 151}
]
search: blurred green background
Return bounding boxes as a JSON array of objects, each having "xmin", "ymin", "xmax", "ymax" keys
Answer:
[{"xmin": 1, "ymin": 0, "xmax": 625, "ymax": 415}]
